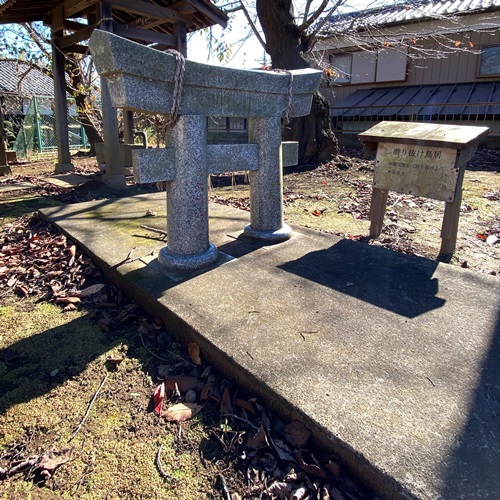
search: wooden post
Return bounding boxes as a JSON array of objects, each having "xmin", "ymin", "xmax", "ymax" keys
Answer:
[
  {"xmin": 0, "ymin": 96, "xmax": 11, "ymax": 176},
  {"xmin": 175, "ymin": 21, "xmax": 187, "ymax": 57},
  {"xmin": 439, "ymin": 142, "xmax": 476, "ymax": 258},
  {"xmin": 123, "ymin": 110, "xmax": 134, "ymax": 144},
  {"xmin": 52, "ymin": 23, "xmax": 74, "ymax": 173},
  {"xmin": 97, "ymin": 1, "xmax": 125, "ymax": 187},
  {"xmin": 369, "ymin": 187, "xmax": 389, "ymax": 238}
]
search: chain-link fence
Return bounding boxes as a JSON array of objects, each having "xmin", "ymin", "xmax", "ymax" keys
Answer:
[{"xmin": 12, "ymin": 95, "xmax": 89, "ymax": 157}]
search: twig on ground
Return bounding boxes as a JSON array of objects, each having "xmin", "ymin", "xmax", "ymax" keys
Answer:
[
  {"xmin": 156, "ymin": 444, "xmax": 177, "ymax": 483},
  {"xmin": 4, "ymin": 457, "xmax": 39, "ymax": 477},
  {"xmin": 69, "ymin": 373, "xmax": 109, "ymax": 442},
  {"xmin": 112, "ymin": 249, "xmax": 155, "ymax": 269},
  {"xmin": 139, "ymin": 331, "xmax": 196, "ymax": 367},
  {"xmin": 0, "ymin": 289, "xmax": 13, "ymax": 299},
  {"xmin": 218, "ymin": 473, "xmax": 232, "ymax": 500},
  {"xmin": 140, "ymin": 225, "xmax": 168, "ymax": 237},
  {"xmin": 222, "ymin": 413, "xmax": 259, "ymax": 431}
]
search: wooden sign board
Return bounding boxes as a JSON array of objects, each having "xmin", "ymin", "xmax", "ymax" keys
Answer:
[
  {"xmin": 359, "ymin": 121, "xmax": 490, "ymax": 257},
  {"xmin": 373, "ymin": 142, "xmax": 459, "ymax": 202}
]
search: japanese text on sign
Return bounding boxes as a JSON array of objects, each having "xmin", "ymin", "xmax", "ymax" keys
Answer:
[{"xmin": 373, "ymin": 142, "xmax": 459, "ymax": 202}]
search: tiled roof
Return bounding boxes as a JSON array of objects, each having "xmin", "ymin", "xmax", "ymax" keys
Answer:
[
  {"xmin": 331, "ymin": 82, "xmax": 500, "ymax": 118},
  {"xmin": 322, "ymin": 0, "xmax": 500, "ymax": 34},
  {"xmin": 0, "ymin": 59, "xmax": 54, "ymax": 96}
]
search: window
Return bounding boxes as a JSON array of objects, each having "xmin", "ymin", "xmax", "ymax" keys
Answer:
[
  {"xmin": 376, "ymin": 47, "xmax": 407, "ymax": 83},
  {"xmin": 329, "ymin": 53, "xmax": 352, "ymax": 83},
  {"xmin": 479, "ymin": 46, "xmax": 500, "ymax": 76},
  {"xmin": 351, "ymin": 52, "xmax": 377, "ymax": 84},
  {"xmin": 207, "ymin": 116, "xmax": 247, "ymax": 131},
  {"xmin": 328, "ymin": 47, "xmax": 407, "ymax": 84}
]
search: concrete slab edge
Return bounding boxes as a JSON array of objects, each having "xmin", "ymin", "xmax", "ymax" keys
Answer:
[{"xmin": 40, "ymin": 209, "xmax": 416, "ymax": 500}]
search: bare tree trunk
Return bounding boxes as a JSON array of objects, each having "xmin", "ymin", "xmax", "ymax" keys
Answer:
[
  {"xmin": 256, "ymin": 0, "xmax": 338, "ymax": 164},
  {"xmin": 66, "ymin": 55, "xmax": 103, "ymax": 155}
]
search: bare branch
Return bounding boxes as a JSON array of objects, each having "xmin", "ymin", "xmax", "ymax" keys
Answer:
[
  {"xmin": 239, "ymin": 0, "xmax": 266, "ymax": 51},
  {"xmin": 302, "ymin": 0, "xmax": 314, "ymax": 24},
  {"xmin": 297, "ymin": 0, "xmax": 329, "ymax": 33},
  {"xmin": 309, "ymin": 0, "xmax": 345, "ymax": 42}
]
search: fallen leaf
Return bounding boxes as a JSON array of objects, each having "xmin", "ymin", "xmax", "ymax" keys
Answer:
[
  {"xmin": 220, "ymin": 387, "xmax": 233, "ymax": 414},
  {"xmin": 106, "ymin": 356, "xmax": 124, "ymax": 365},
  {"xmin": 79, "ymin": 283, "xmax": 106, "ymax": 297},
  {"xmin": 264, "ymin": 481, "xmax": 292, "ymax": 498},
  {"xmin": 246, "ymin": 426, "xmax": 269, "ymax": 450},
  {"xmin": 164, "ymin": 380, "xmax": 181, "ymax": 398},
  {"xmin": 56, "ymin": 296, "xmax": 81, "ymax": 304},
  {"xmin": 188, "ymin": 342, "xmax": 202, "ymax": 365},
  {"xmin": 38, "ymin": 448, "xmax": 74, "ymax": 472},
  {"xmin": 312, "ymin": 209, "xmax": 322, "ymax": 217},
  {"xmin": 162, "ymin": 402, "xmax": 203, "ymax": 422},
  {"xmin": 164, "ymin": 375, "xmax": 198, "ymax": 393},
  {"xmin": 200, "ymin": 382, "xmax": 214, "ymax": 401},
  {"xmin": 235, "ymin": 398, "xmax": 256, "ymax": 415},
  {"xmin": 272, "ymin": 438, "xmax": 296, "ymax": 462},
  {"xmin": 295, "ymin": 450, "xmax": 327, "ymax": 478},
  {"xmin": 284, "ymin": 421, "xmax": 311, "ymax": 447},
  {"xmin": 153, "ymin": 382, "xmax": 165, "ymax": 415},
  {"xmin": 68, "ymin": 245, "xmax": 77, "ymax": 266}
]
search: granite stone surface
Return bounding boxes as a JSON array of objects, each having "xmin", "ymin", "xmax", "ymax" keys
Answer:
[
  {"xmin": 89, "ymin": 30, "xmax": 322, "ymax": 119},
  {"xmin": 89, "ymin": 29, "xmax": 318, "ymax": 267}
]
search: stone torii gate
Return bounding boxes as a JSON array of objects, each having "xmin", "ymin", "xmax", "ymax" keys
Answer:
[
  {"xmin": 89, "ymin": 30, "xmax": 322, "ymax": 271},
  {"xmin": 0, "ymin": 0, "xmax": 228, "ymax": 184}
]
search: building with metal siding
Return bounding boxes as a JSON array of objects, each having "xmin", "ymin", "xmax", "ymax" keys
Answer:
[{"xmin": 315, "ymin": 0, "xmax": 500, "ymax": 143}]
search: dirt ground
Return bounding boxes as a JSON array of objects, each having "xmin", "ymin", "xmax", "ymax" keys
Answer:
[
  {"xmin": 213, "ymin": 146, "xmax": 500, "ymax": 276},
  {"xmin": 0, "ymin": 147, "xmax": 498, "ymax": 499}
]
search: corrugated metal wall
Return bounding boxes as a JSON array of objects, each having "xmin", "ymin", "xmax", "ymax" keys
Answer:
[{"xmin": 322, "ymin": 29, "xmax": 500, "ymax": 106}]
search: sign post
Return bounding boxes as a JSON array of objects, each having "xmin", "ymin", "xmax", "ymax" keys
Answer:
[{"xmin": 359, "ymin": 122, "xmax": 488, "ymax": 258}]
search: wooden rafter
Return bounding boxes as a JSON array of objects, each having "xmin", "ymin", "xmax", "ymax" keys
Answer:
[
  {"xmin": 110, "ymin": 0, "xmax": 191, "ymax": 24},
  {"xmin": 113, "ymin": 23, "xmax": 176, "ymax": 46}
]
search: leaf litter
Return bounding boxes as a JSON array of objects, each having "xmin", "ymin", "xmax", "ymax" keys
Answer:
[
  {"xmin": 0, "ymin": 211, "xmax": 379, "ymax": 499},
  {"xmin": 2, "ymin": 149, "xmax": 498, "ymax": 498}
]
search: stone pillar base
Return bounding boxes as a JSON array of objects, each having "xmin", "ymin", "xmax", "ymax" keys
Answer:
[
  {"xmin": 101, "ymin": 174, "xmax": 127, "ymax": 188},
  {"xmin": 54, "ymin": 162, "xmax": 75, "ymax": 174},
  {"xmin": 158, "ymin": 243, "xmax": 218, "ymax": 272},
  {"xmin": 243, "ymin": 224, "xmax": 292, "ymax": 244}
]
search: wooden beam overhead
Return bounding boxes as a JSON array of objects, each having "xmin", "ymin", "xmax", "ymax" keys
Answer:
[
  {"xmin": 110, "ymin": 0, "xmax": 190, "ymax": 25},
  {"xmin": 64, "ymin": 0, "xmax": 98, "ymax": 18},
  {"xmin": 187, "ymin": 0, "xmax": 228, "ymax": 28},
  {"xmin": 129, "ymin": 17, "xmax": 166, "ymax": 31},
  {"xmin": 63, "ymin": 19, "xmax": 89, "ymax": 31},
  {"xmin": 55, "ymin": 23, "xmax": 97, "ymax": 49},
  {"xmin": 113, "ymin": 23, "xmax": 176, "ymax": 47},
  {"xmin": 63, "ymin": 43, "xmax": 89, "ymax": 54}
]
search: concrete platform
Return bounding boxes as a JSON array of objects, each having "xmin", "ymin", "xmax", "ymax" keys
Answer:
[{"xmin": 40, "ymin": 192, "xmax": 500, "ymax": 500}]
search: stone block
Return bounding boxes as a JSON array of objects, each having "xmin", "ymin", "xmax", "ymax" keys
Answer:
[{"xmin": 89, "ymin": 30, "xmax": 322, "ymax": 119}]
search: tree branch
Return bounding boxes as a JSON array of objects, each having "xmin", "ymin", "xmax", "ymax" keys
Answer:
[
  {"xmin": 239, "ymin": 0, "xmax": 266, "ymax": 51},
  {"xmin": 302, "ymin": 0, "xmax": 313, "ymax": 24},
  {"xmin": 309, "ymin": 0, "xmax": 345, "ymax": 42},
  {"xmin": 297, "ymin": 0, "xmax": 329, "ymax": 33}
]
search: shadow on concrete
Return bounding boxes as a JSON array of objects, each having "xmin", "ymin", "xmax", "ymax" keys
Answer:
[
  {"xmin": 441, "ymin": 306, "xmax": 500, "ymax": 499},
  {"xmin": 278, "ymin": 238, "xmax": 445, "ymax": 318}
]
